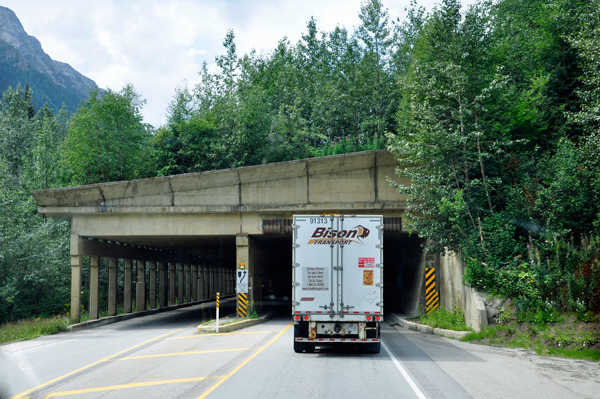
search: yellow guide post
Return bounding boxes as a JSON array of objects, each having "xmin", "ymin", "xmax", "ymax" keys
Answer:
[{"xmin": 216, "ymin": 292, "xmax": 220, "ymax": 333}]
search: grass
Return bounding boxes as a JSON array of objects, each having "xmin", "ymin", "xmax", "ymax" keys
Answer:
[
  {"xmin": 0, "ymin": 315, "xmax": 71, "ymax": 345},
  {"xmin": 462, "ymin": 311, "xmax": 600, "ymax": 362},
  {"xmin": 419, "ymin": 307, "xmax": 472, "ymax": 332},
  {"xmin": 2, "ymin": 303, "xmax": 132, "ymax": 345}
]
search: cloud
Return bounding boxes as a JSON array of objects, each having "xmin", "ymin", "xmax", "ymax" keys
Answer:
[{"xmin": 2, "ymin": 0, "xmax": 477, "ymax": 127}]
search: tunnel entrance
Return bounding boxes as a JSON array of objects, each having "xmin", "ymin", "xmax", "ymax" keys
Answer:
[
  {"xmin": 254, "ymin": 235, "xmax": 293, "ymax": 314},
  {"xmin": 253, "ymin": 230, "xmax": 425, "ymax": 317}
]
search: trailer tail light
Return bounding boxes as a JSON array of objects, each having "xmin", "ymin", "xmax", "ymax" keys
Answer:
[
  {"xmin": 366, "ymin": 316, "xmax": 372, "ymax": 321},
  {"xmin": 295, "ymin": 315, "xmax": 301, "ymax": 321},
  {"xmin": 375, "ymin": 316, "xmax": 381, "ymax": 321},
  {"xmin": 303, "ymin": 315, "xmax": 310, "ymax": 321}
]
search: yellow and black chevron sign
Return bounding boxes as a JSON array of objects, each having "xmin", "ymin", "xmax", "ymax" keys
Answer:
[
  {"xmin": 216, "ymin": 292, "xmax": 220, "ymax": 309},
  {"xmin": 237, "ymin": 293, "xmax": 248, "ymax": 317},
  {"xmin": 425, "ymin": 267, "xmax": 439, "ymax": 314}
]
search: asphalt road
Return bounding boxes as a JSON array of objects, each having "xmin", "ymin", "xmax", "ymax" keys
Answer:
[{"xmin": 1, "ymin": 302, "xmax": 598, "ymax": 399}]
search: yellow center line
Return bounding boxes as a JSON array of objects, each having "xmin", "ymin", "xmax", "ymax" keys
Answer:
[
  {"xmin": 43, "ymin": 376, "xmax": 226, "ymax": 398},
  {"xmin": 169, "ymin": 331, "xmax": 278, "ymax": 339},
  {"xmin": 197, "ymin": 322, "xmax": 293, "ymax": 399},
  {"xmin": 112, "ymin": 347, "xmax": 259, "ymax": 360},
  {"xmin": 9, "ymin": 328, "xmax": 185, "ymax": 399}
]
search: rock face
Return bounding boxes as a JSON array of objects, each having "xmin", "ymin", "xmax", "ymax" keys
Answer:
[{"xmin": 0, "ymin": 6, "xmax": 99, "ymax": 112}]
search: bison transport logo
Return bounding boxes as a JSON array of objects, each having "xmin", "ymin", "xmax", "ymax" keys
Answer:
[{"xmin": 307, "ymin": 225, "xmax": 370, "ymax": 245}]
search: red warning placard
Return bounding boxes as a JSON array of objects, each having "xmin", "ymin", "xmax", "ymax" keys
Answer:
[{"xmin": 358, "ymin": 257, "xmax": 375, "ymax": 268}]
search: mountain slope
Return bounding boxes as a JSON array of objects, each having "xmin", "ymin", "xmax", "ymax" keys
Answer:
[{"xmin": 0, "ymin": 6, "xmax": 99, "ymax": 113}]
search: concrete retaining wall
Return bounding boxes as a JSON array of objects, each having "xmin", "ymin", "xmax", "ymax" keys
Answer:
[{"xmin": 439, "ymin": 251, "xmax": 488, "ymax": 332}]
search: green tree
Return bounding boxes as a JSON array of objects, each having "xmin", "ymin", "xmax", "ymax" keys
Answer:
[
  {"xmin": 0, "ymin": 86, "xmax": 71, "ymax": 324},
  {"xmin": 356, "ymin": 0, "xmax": 395, "ymax": 137},
  {"xmin": 62, "ymin": 85, "xmax": 150, "ymax": 185}
]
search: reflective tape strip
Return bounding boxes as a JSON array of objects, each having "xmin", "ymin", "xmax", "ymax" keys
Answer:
[{"xmin": 296, "ymin": 338, "xmax": 378, "ymax": 343}]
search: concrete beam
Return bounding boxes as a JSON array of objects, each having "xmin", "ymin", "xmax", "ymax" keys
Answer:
[
  {"xmin": 34, "ymin": 151, "xmax": 410, "ymax": 222},
  {"xmin": 75, "ymin": 238, "xmax": 205, "ymax": 265}
]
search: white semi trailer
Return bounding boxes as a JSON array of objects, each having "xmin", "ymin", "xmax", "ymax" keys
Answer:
[{"xmin": 292, "ymin": 214, "xmax": 383, "ymax": 353}]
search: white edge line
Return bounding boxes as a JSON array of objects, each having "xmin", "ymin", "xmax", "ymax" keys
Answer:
[{"xmin": 381, "ymin": 340, "xmax": 427, "ymax": 399}]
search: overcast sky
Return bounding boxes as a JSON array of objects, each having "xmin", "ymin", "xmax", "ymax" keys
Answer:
[{"xmin": 2, "ymin": 0, "xmax": 477, "ymax": 127}]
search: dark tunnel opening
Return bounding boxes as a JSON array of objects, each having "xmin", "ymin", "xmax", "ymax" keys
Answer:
[{"xmin": 255, "ymin": 232, "xmax": 425, "ymax": 317}]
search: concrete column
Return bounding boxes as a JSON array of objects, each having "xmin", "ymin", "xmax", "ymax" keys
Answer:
[
  {"xmin": 136, "ymin": 260, "xmax": 146, "ymax": 312},
  {"xmin": 158, "ymin": 262, "xmax": 167, "ymax": 308},
  {"xmin": 184, "ymin": 264, "xmax": 191, "ymax": 303},
  {"xmin": 89, "ymin": 256, "xmax": 100, "ymax": 320},
  {"xmin": 70, "ymin": 233, "xmax": 83, "ymax": 323},
  {"xmin": 191, "ymin": 265, "xmax": 198, "ymax": 302},
  {"xmin": 198, "ymin": 265, "xmax": 205, "ymax": 300},
  {"xmin": 236, "ymin": 234, "xmax": 253, "ymax": 315},
  {"xmin": 214, "ymin": 267, "xmax": 218, "ymax": 296},
  {"xmin": 226, "ymin": 269, "xmax": 230, "ymax": 295},
  {"xmin": 225, "ymin": 269, "xmax": 230, "ymax": 296},
  {"xmin": 203, "ymin": 266, "xmax": 209, "ymax": 300},
  {"xmin": 168, "ymin": 262, "xmax": 176, "ymax": 305},
  {"xmin": 177, "ymin": 263, "xmax": 184, "ymax": 304},
  {"xmin": 219, "ymin": 267, "xmax": 224, "ymax": 295},
  {"xmin": 209, "ymin": 266, "xmax": 214, "ymax": 298},
  {"xmin": 108, "ymin": 258, "xmax": 117, "ymax": 316},
  {"xmin": 124, "ymin": 259, "xmax": 132, "ymax": 313},
  {"xmin": 149, "ymin": 261, "xmax": 157, "ymax": 310}
]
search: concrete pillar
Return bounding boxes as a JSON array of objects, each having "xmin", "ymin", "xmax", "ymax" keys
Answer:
[
  {"xmin": 70, "ymin": 233, "xmax": 83, "ymax": 323},
  {"xmin": 108, "ymin": 258, "xmax": 117, "ymax": 317},
  {"xmin": 191, "ymin": 265, "xmax": 198, "ymax": 302},
  {"xmin": 226, "ymin": 268, "xmax": 230, "ymax": 295},
  {"xmin": 198, "ymin": 265, "xmax": 205, "ymax": 300},
  {"xmin": 213, "ymin": 266, "xmax": 217, "ymax": 297},
  {"xmin": 177, "ymin": 263, "xmax": 184, "ymax": 305},
  {"xmin": 168, "ymin": 262, "xmax": 176, "ymax": 305},
  {"xmin": 158, "ymin": 262, "xmax": 167, "ymax": 308},
  {"xmin": 89, "ymin": 256, "xmax": 100, "ymax": 320},
  {"xmin": 124, "ymin": 259, "xmax": 132, "ymax": 313},
  {"xmin": 236, "ymin": 234, "xmax": 253, "ymax": 315},
  {"xmin": 226, "ymin": 269, "xmax": 230, "ymax": 295},
  {"xmin": 149, "ymin": 261, "xmax": 157, "ymax": 310},
  {"xmin": 136, "ymin": 260, "xmax": 146, "ymax": 312},
  {"xmin": 209, "ymin": 266, "xmax": 214, "ymax": 298},
  {"xmin": 219, "ymin": 267, "xmax": 224, "ymax": 295},
  {"xmin": 184, "ymin": 264, "xmax": 191, "ymax": 303},
  {"xmin": 203, "ymin": 266, "xmax": 209, "ymax": 300}
]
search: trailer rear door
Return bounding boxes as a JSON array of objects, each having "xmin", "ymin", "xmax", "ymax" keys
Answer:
[{"xmin": 292, "ymin": 215, "xmax": 383, "ymax": 321}]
